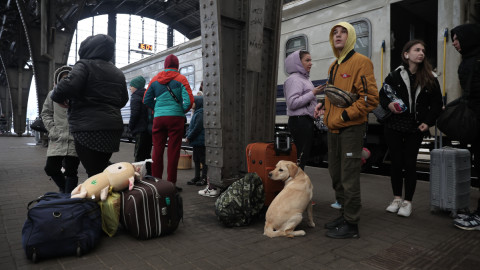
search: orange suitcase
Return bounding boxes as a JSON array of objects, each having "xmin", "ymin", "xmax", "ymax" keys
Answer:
[{"xmin": 246, "ymin": 142, "xmax": 297, "ymax": 206}]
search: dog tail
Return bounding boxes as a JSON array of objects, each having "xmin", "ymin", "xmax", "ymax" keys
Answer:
[{"xmin": 263, "ymin": 223, "xmax": 276, "ymax": 238}]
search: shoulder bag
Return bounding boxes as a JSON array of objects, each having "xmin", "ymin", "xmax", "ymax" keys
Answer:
[
  {"xmin": 30, "ymin": 117, "xmax": 48, "ymax": 133},
  {"xmin": 436, "ymin": 64, "xmax": 479, "ymax": 143}
]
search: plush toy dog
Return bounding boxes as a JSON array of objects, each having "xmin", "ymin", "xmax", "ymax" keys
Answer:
[{"xmin": 71, "ymin": 162, "xmax": 136, "ymax": 201}]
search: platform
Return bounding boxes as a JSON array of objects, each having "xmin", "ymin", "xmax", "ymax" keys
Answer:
[{"xmin": 0, "ymin": 136, "xmax": 479, "ymax": 270}]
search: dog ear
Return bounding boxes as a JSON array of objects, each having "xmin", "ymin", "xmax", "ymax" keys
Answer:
[{"xmin": 287, "ymin": 162, "xmax": 298, "ymax": 178}]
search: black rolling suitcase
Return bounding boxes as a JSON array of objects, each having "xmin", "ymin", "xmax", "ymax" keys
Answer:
[{"xmin": 120, "ymin": 176, "xmax": 183, "ymax": 239}]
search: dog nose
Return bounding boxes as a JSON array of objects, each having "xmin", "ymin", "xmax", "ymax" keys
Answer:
[{"xmin": 268, "ymin": 172, "xmax": 272, "ymax": 178}]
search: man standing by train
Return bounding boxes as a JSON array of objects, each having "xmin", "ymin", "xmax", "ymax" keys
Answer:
[
  {"xmin": 450, "ymin": 23, "xmax": 480, "ymax": 231},
  {"xmin": 315, "ymin": 22, "xmax": 379, "ymax": 238}
]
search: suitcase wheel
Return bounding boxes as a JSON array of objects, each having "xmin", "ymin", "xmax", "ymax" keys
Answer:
[{"xmin": 32, "ymin": 249, "xmax": 37, "ymax": 263}]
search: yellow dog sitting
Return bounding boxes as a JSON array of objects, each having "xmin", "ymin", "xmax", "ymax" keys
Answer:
[{"xmin": 71, "ymin": 162, "xmax": 135, "ymax": 201}]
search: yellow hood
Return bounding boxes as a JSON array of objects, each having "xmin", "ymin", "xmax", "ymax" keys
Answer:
[{"xmin": 329, "ymin": 22, "xmax": 356, "ymax": 64}]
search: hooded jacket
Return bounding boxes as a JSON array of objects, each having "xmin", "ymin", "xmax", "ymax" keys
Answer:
[
  {"xmin": 51, "ymin": 34, "xmax": 128, "ymax": 132},
  {"xmin": 324, "ymin": 22, "xmax": 379, "ymax": 132},
  {"xmin": 451, "ymin": 24, "xmax": 480, "ymax": 115},
  {"xmin": 143, "ymin": 68, "xmax": 194, "ymax": 117},
  {"xmin": 128, "ymin": 87, "xmax": 149, "ymax": 135},
  {"xmin": 41, "ymin": 90, "xmax": 77, "ymax": 157},
  {"xmin": 186, "ymin": 96, "xmax": 205, "ymax": 147},
  {"xmin": 283, "ymin": 50, "xmax": 317, "ymax": 118}
]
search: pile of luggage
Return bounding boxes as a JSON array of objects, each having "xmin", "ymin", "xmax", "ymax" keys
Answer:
[{"xmin": 21, "ymin": 174, "xmax": 183, "ymax": 263}]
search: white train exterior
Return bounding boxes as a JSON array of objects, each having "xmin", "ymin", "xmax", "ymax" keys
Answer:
[{"xmin": 120, "ymin": 0, "xmax": 478, "ymax": 168}]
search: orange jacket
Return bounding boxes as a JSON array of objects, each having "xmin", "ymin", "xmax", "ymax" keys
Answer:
[
  {"xmin": 324, "ymin": 51, "xmax": 379, "ymax": 132},
  {"xmin": 324, "ymin": 22, "xmax": 379, "ymax": 132}
]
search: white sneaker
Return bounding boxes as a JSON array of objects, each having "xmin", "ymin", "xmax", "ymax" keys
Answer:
[
  {"xmin": 386, "ymin": 199, "xmax": 403, "ymax": 213},
  {"xmin": 397, "ymin": 201, "xmax": 412, "ymax": 217},
  {"xmin": 198, "ymin": 187, "xmax": 219, "ymax": 197}
]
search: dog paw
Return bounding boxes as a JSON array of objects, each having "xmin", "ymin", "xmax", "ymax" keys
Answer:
[{"xmin": 308, "ymin": 222, "xmax": 315, "ymax": 228}]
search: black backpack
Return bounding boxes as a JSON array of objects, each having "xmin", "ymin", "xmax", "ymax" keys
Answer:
[{"xmin": 214, "ymin": 173, "xmax": 265, "ymax": 227}]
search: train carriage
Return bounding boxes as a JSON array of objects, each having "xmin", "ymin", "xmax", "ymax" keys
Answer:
[{"xmin": 120, "ymin": 0, "xmax": 478, "ymax": 173}]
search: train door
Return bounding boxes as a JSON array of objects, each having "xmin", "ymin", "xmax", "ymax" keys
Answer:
[{"xmin": 390, "ymin": 0, "xmax": 438, "ymax": 71}]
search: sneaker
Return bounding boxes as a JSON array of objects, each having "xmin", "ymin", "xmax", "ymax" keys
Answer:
[
  {"xmin": 331, "ymin": 201, "xmax": 341, "ymax": 209},
  {"xmin": 198, "ymin": 187, "xmax": 219, "ymax": 197},
  {"xmin": 195, "ymin": 178, "xmax": 207, "ymax": 186},
  {"xmin": 324, "ymin": 215, "xmax": 345, "ymax": 230},
  {"xmin": 397, "ymin": 201, "xmax": 412, "ymax": 217},
  {"xmin": 386, "ymin": 198, "xmax": 403, "ymax": 213},
  {"xmin": 454, "ymin": 214, "xmax": 480, "ymax": 230},
  {"xmin": 326, "ymin": 220, "xmax": 359, "ymax": 239},
  {"xmin": 187, "ymin": 177, "xmax": 200, "ymax": 185},
  {"xmin": 454, "ymin": 213, "xmax": 471, "ymax": 222}
]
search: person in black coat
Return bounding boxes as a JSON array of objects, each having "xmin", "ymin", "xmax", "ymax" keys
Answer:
[
  {"xmin": 450, "ymin": 23, "xmax": 480, "ymax": 231},
  {"xmin": 51, "ymin": 34, "xmax": 128, "ymax": 177},
  {"xmin": 128, "ymin": 76, "xmax": 152, "ymax": 173},
  {"xmin": 380, "ymin": 40, "xmax": 442, "ymax": 217}
]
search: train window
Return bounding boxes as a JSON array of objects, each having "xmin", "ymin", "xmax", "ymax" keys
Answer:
[
  {"xmin": 180, "ymin": 65, "xmax": 195, "ymax": 88},
  {"xmin": 351, "ymin": 19, "xmax": 371, "ymax": 58},
  {"xmin": 285, "ymin": 35, "xmax": 308, "ymax": 57}
]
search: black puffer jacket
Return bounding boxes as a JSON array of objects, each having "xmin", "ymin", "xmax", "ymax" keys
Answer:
[
  {"xmin": 451, "ymin": 24, "xmax": 480, "ymax": 116},
  {"xmin": 51, "ymin": 34, "xmax": 128, "ymax": 132},
  {"xmin": 379, "ymin": 65, "xmax": 443, "ymax": 131},
  {"xmin": 128, "ymin": 88, "xmax": 149, "ymax": 135}
]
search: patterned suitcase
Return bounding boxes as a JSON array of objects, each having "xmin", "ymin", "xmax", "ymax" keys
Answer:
[
  {"xmin": 430, "ymin": 132, "xmax": 471, "ymax": 216},
  {"xmin": 121, "ymin": 176, "xmax": 183, "ymax": 239},
  {"xmin": 246, "ymin": 141, "xmax": 297, "ymax": 206}
]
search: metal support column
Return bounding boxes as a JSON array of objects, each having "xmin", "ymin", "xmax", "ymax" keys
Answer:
[
  {"xmin": 199, "ymin": 0, "xmax": 282, "ymax": 187},
  {"xmin": 108, "ymin": 13, "xmax": 117, "ymax": 65}
]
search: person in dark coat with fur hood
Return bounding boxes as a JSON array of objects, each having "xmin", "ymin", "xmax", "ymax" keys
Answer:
[
  {"xmin": 450, "ymin": 23, "xmax": 480, "ymax": 231},
  {"xmin": 128, "ymin": 76, "xmax": 152, "ymax": 173},
  {"xmin": 51, "ymin": 34, "xmax": 128, "ymax": 177}
]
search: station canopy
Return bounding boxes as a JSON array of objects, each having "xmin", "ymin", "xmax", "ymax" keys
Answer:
[{"xmin": 0, "ymin": 0, "xmax": 201, "ymax": 85}]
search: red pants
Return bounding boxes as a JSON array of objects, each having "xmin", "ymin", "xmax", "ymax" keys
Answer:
[{"xmin": 151, "ymin": 116, "xmax": 184, "ymax": 184}]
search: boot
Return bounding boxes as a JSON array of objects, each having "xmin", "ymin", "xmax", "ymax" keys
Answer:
[
  {"xmin": 50, "ymin": 174, "xmax": 66, "ymax": 193},
  {"xmin": 65, "ymin": 176, "xmax": 79, "ymax": 194},
  {"xmin": 326, "ymin": 220, "xmax": 359, "ymax": 239},
  {"xmin": 324, "ymin": 215, "xmax": 345, "ymax": 230}
]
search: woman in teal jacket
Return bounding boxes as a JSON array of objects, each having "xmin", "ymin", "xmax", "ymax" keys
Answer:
[{"xmin": 143, "ymin": 54, "xmax": 194, "ymax": 191}]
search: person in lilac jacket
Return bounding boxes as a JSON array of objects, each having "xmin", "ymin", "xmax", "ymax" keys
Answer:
[{"xmin": 284, "ymin": 50, "xmax": 325, "ymax": 169}]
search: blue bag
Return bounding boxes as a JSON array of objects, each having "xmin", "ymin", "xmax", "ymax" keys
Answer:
[{"xmin": 22, "ymin": 192, "xmax": 102, "ymax": 262}]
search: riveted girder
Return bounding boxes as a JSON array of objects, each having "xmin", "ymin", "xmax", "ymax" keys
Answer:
[{"xmin": 200, "ymin": 0, "xmax": 282, "ymax": 187}]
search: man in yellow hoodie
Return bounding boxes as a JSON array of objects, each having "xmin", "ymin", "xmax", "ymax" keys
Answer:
[{"xmin": 315, "ymin": 22, "xmax": 379, "ymax": 238}]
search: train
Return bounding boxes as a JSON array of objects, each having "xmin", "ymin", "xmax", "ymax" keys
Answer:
[{"xmin": 120, "ymin": 0, "xmax": 478, "ymax": 173}]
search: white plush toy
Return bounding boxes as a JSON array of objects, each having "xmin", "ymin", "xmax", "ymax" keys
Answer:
[
  {"xmin": 131, "ymin": 159, "xmax": 153, "ymax": 180},
  {"xmin": 71, "ymin": 162, "xmax": 136, "ymax": 201}
]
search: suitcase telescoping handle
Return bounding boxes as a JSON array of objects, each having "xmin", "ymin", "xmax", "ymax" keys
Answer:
[{"xmin": 434, "ymin": 121, "xmax": 442, "ymax": 149}]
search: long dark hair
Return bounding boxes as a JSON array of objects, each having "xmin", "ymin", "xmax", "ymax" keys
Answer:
[{"xmin": 401, "ymin": 40, "xmax": 436, "ymax": 90}]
